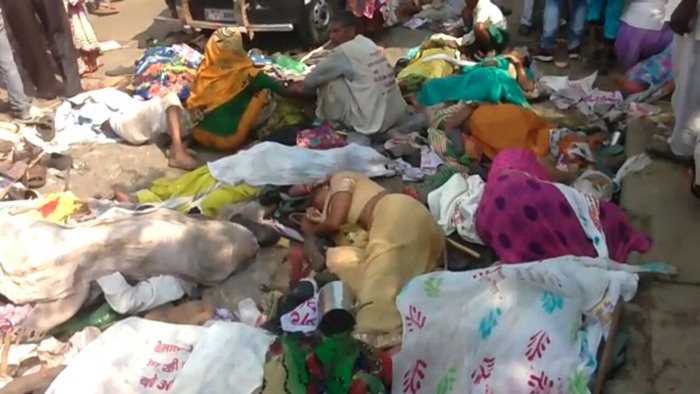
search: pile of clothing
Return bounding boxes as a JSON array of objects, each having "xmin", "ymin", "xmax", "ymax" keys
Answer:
[{"xmin": 132, "ymin": 44, "xmax": 204, "ymax": 100}]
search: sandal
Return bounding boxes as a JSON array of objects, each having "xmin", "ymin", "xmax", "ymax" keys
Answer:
[
  {"xmin": 45, "ymin": 153, "xmax": 73, "ymax": 171},
  {"xmin": 22, "ymin": 161, "xmax": 47, "ymax": 189},
  {"xmin": 91, "ymin": 5, "xmax": 119, "ymax": 15},
  {"xmin": 275, "ymin": 196, "xmax": 311, "ymax": 218},
  {"xmin": 17, "ymin": 118, "xmax": 55, "ymax": 142}
]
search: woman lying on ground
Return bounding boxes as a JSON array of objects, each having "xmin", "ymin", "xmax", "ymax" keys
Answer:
[
  {"xmin": 610, "ymin": 43, "xmax": 675, "ymax": 97},
  {"xmin": 297, "ymin": 171, "xmax": 446, "ymax": 348},
  {"xmin": 474, "ymin": 148, "xmax": 651, "ymax": 264},
  {"xmin": 416, "ymin": 48, "xmax": 536, "ymax": 108},
  {"xmin": 421, "ymin": 101, "xmax": 623, "ymax": 175}
]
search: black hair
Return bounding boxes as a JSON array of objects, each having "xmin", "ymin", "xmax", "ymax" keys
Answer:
[{"xmin": 330, "ymin": 11, "xmax": 360, "ymax": 30}]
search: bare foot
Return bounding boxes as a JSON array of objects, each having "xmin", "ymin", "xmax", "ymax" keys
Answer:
[
  {"xmin": 111, "ymin": 185, "xmax": 134, "ymax": 203},
  {"xmin": 168, "ymin": 150, "xmax": 199, "ymax": 171}
]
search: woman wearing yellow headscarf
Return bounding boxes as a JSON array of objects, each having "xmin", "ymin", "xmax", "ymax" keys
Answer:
[{"xmin": 187, "ymin": 28, "xmax": 285, "ymax": 151}]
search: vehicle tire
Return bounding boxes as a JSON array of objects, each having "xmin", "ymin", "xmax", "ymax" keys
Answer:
[{"xmin": 297, "ymin": 0, "xmax": 337, "ymax": 47}]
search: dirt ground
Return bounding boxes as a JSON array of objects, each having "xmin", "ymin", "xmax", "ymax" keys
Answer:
[{"xmin": 6, "ymin": 0, "xmax": 700, "ymax": 392}]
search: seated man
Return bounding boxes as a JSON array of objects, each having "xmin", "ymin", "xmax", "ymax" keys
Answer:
[
  {"xmin": 292, "ymin": 12, "xmax": 410, "ymax": 137},
  {"xmin": 450, "ymin": 0, "xmax": 509, "ymax": 57}
]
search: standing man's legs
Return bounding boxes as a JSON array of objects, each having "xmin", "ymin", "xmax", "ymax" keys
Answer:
[
  {"xmin": 566, "ymin": 0, "xmax": 587, "ymax": 56},
  {"xmin": 34, "ymin": 0, "xmax": 82, "ymax": 97},
  {"xmin": 669, "ymin": 34, "xmax": 700, "ymax": 159},
  {"xmin": 601, "ymin": 0, "xmax": 623, "ymax": 42},
  {"xmin": 0, "ymin": 10, "xmax": 32, "ymax": 119},
  {"xmin": 519, "ymin": 0, "xmax": 535, "ymax": 33},
  {"xmin": 533, "ymin": 0, "xmax": 561, "ymax": 61},
  {"xmin": 0, "ymin": 0, "xmax": 59, "ymax": 99}
]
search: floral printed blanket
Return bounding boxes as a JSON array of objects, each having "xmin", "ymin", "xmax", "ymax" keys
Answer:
[{"xmin": 392, "ymin": 256, "xmax": 669, "ymax": 394}]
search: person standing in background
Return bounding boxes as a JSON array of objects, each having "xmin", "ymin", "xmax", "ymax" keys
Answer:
[
  {"xmin": 615, "ymin": 0, "xmax": 673, "ymax": 71},
  {"xmin": 586, "ymin": 0, "xmax": 626, "ymax": 71},
  {"xmin": 0, "ymin": 6, "xmax": 39, "ymax": 120},
  {"xmin": 65, "ymin": 0, "xmax": 102, "ymax": 75},
  {"xmin": 532, "ymin": 0, "xmax": 587, "ymax": 62},
  {"xmin": 649, "ymin": 0, "xmax": 700, "ymax": 198},
  {"xmin": 1, "ymin": 0, "xmax": 83, "ymax": 99}
]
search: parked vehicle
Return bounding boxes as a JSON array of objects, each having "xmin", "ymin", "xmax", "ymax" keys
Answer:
[{"xmin": 157, "ymin": 0, "xmax": 342, "ymax": 46}]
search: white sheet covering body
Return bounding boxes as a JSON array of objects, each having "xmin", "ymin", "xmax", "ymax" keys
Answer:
[
  {"xmin": 207, "ymin": 142, "xmax": 393, "ymax": 186},
  {"xmin": 46, "ymin": 318, "xmax": 273, "ymax": 394},
  {"xmin": 0, "ymin": 208, "xmax": 258, "ymax": 331},
  {"xmin": 427, "ymin": 173, "xmax": 485, "ymax": 244},
  {"xmin": 393, "ymin": 256, "xmax": 641, "ymax": 394}
]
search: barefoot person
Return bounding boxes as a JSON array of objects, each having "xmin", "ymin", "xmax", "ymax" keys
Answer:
[
  {"xmin": 610, "ymin": 43, "xmax": 675, "ymax": 97},
  {"xmin": 102, "ymin": 91, "xmax": 197, "ymax": 170},
  {"xmin": 454, "ymin": 0, "xmax": 509, "ymax": 56},
  {"xmin": 105, "ymin": 27, "xmax": 295, "ymax": 169},
  {"xmin": 648, "ymin": 0, "xmax": 700, "ymax": 197}
]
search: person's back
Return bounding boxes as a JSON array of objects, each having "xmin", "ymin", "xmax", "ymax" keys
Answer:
[{"xmin": 334, "ymin": 34, "xmax": 408, "ymax": 135}]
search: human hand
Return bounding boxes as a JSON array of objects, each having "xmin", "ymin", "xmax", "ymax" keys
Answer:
[
  {"xmin": 305, "ymin": 207, "xmax": 323, "ymax": 223},
  {"xmin": 300, "ymin": 218, "xmax": 316, "ymax": 235}
]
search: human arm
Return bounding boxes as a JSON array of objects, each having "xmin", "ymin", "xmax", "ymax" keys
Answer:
[
  {"xmin": 302, "ymin": 51, "xmax": 354, "ymax": 92},
  {"xmin": 669, "ymin": 0, "xmax": 698, "ymax": 34},
  {"xmin": 537, "ymin": 156, "xmax": 578, "ymax": 184},
  {"xmin": 247, "ymin": 72, "xmax": 300, "ymax": 97},
  {"xmin": 504, "ymin": 56, "xmax": 535, "ymax": 92},
  {"xmin": 301, "ymin": 177, "xmax": 354, "ymax": 236},
  {"xmin": 443, "ymin": 102, "xmax": 479, "ymax": 130}
]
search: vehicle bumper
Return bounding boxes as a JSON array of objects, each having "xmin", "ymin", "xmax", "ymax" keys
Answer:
[{"xmin": 153, "ymin": 15, "xmax": 294, "ymax": 32}]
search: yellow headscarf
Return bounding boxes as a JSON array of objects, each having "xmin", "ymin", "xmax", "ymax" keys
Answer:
[{"xmin": 186, "ymin": 27, "xmax": 261, "ymax": 114}]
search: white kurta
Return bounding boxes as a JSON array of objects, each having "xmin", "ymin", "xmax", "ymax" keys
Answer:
[{"xmin": 668, "ymin": 8, "xmax": 700, "ymax": 183}]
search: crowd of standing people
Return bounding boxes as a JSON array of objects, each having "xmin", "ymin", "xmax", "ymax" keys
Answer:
[{"xmin": 0, "ymin": 0, "xmax": 111, "ymax": 121}]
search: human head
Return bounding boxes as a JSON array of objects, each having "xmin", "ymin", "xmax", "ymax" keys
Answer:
[
  {"xmin": 329, "ymin": 12, "xmax": 359, "ymax": 45},
  {"xmin": 209, "ymin": 27, "xmax": 247, "ymax": 58}
]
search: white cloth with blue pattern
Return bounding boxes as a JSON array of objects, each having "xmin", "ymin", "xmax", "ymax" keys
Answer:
[{"xmin": 392, "ymin": 256, "xmax": 644, "ymax": 394}]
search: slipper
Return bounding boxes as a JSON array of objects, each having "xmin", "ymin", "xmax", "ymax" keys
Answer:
[
  {"xmin": 1, "ymin": 161, "xmax": 28, "ymax": 182},
  {"xmin": 258, "ymin": 185, "xmax": 283, "ymax": 206},
  {"xmin": 276, "ymin": 196, "xmax": 311, "ymax": 218},
  {"xmin": 91, "ymin": 6, "xmax": 119, "ymax": 15},
  {"xmin": 35, "ymin": 122, "xmax": 56, "ymax": 142},
  {"xmin": 22, "ymin": 161, "xmax": 47, "ymax": 189},
  {"xmin": 46, "ymin": 153, "xmax": 73, "ymax": 171}
]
